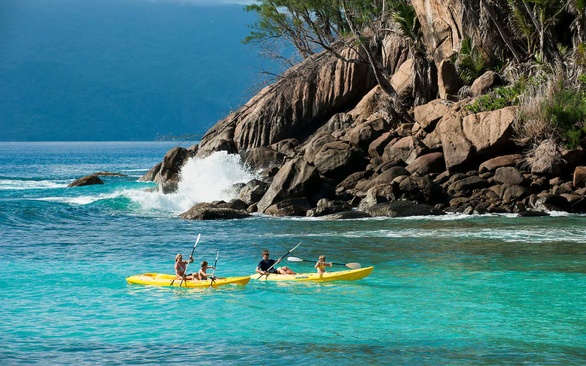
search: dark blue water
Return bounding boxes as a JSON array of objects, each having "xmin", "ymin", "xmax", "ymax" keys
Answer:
[{"xmin": 1, "ymin": 142, "xmax": 586, "ymax": 364}]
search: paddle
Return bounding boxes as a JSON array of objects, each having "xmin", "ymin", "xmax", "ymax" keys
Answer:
[
  {"xmin": 209, "ymin": 250, "xmax": 219, "ymax": 288},
  {"xmin": 171, "ymin": 233, "xmax": 201, "ymax": 287},
  {"xmin": 257, "ymin": 242, "xmax": 301, "ymax": 279},
  {"xmin": 287, "ymin": 256, "xmax": 361, "ymax": 269}
]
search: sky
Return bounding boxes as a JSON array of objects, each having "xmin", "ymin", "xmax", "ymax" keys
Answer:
[{"xmin": 0, "ymin": 0, "xmax": 280, "ymax": 141}]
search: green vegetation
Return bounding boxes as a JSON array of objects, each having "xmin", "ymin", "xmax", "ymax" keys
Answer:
[
  {"xmin": 466, "ymin": 84, "xmax": 523, "ymax": 113},
  {"xmin": 456, "ymin": 38, "xmax": 487, "ymax": 85},
  {"xmin": 544, "ymin": 87, "xmax": 586, "ymax": 148}
]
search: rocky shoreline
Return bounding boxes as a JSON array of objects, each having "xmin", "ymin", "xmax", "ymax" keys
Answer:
[{"xmin": 135, "ymin": 0, "xmax": 586, "ymax": 220}]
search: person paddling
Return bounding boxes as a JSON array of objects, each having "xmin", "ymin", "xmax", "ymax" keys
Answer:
[
  {"xmin": 175, "ymin": 253, "xmax": 196, "ymax": 280},
  {"xmin": 314, "ymin": 255, "xmax": 333, "ymax": 274},
  {"xmin": 197, "ymin": 260, "xmax": 215, "ymax": 280},
  {"xmin": 256, "ymin": 249, "xmax": 295, "ymax": 276}
]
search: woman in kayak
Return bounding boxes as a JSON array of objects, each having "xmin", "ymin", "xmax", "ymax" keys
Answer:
[
  {"xmin": 175, "ymin": 253, "xmax": 196, "ymax": 280},
  {"xmin": 256, "ymin": 249, "xmax": 295, "ymax": 275},
  {"xmin": 315, "ymin": 255, "xmax": 333, "ymax": 274}
]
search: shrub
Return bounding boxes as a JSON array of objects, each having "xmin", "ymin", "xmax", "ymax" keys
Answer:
[
  {"xmin": 543, "ymin": 87, "xmax": 586, "ymax": 149},
  {"xmin": 455, "ymin": 38, "xmax": 486, "ymax": 85},
  {"xmin": 466, "ymin": 84, "xmax": 522, "ymax": 113}
]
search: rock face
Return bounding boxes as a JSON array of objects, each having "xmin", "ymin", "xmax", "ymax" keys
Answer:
[
  {"xmin": 138, "ymin": 1, "xmax": 586, "ymax": 220},
  {"xmin": 196, "ymin": 46, "xmax": 377, "ymax": 157}
]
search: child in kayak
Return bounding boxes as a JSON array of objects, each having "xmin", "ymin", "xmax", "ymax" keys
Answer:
[
  {"xmin": 197, "ymin": 260, "xmax": 215, "ymax": 280},
  {"xmin": 175, "ymin": 253, "xmax": 196, "ymax": 280},
  {"xmin": 256, "ymin": 249, "xmax": 295, "ymax": 275},
  {"xmin": 315, "ymin": 255, "xmax": 333, "ymax": 274}
]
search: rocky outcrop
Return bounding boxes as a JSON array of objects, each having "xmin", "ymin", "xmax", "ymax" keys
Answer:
[
  {"xmin": 68, "ymin": 171, "xmax": 126, "ymax": 187},
  {"xmin": 196, "ymin": 46, "xmax": 377, "ymax": 157},
  {"xmin": 68, "ymin": 175, "xmax": 104, "ymax": 187},
  {"xmin": 138, "ymin": 1, "xmax": 586, "ymax": 220}
]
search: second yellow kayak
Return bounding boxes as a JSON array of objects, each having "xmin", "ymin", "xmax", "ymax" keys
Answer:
[{"xmin": 252, "ymin": 266, "xmax": 374, "ymax": 282}]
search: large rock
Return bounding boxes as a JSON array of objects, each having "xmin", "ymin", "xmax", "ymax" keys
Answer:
[
  {"xmin": 437, "ymin": 59, "xmax": 462, "ymax": 100},
  {"xmin": 438, "ymin": 106, "xmax": 517, "ymax": 172},
  {"xmin": 242, "ymin": 147, "xmax": 285, "ymax": 170},
  {"xmin": 406, "ymin": 152, "xmax": 445, "ymax": 175},
  {"xmin": 390, "ymin": 58, "xmax": 415, "ymax": 101},
  {"xmin": 239, "ymin": 179, "xmax": 269, "ymax": 205},
  {"xmin": 158, "ymin": 147, "xmax": 191, "ymax": 194},
  {"xmin": 494, "ymin": 167, "xmax": 524, "ymax": 186},
  {"xmin": 197, "ymin": 46, "xmax": 376, "ymax": 156},
  {"xmin": 68, "ymin": 174, "xmax": 103, "ymax": 187},
  {"xmin": 462, "ymin": 106, "xmax": 517, "ymax": 156},
  {"xmin": 573, "ymin": 166, "xmax": 586, "ymax": 188},
  {"xmin": 304, "ymin": 134, "xmax": 366, "ymax": 179},
  {"xmin": 479, "ymin": 154, "xmax": 522, "ymax": 173},
  {"xmin": 363, "ymin": 201, "xmax": 445, "ymax": 217},
  {"xmin": 437, "ymin": 108, "xmax": 473, "ymax": 172},
  {"xmin": 257, "ymin": 157, "xmax": 320, "ymax": 213},
  {"xmin": 382, "ymin": 136, "xmax": 426, "ymax": 165},
  {"xmin": 412, "ymin": 0, "xmax": 511, "ymax": 66},
  {"xmin": 179, "ymin": 206, "xmax": 251, "ymax": 220},
  {"xmin": 364, "ymin": 166, "xmax": 410, "ymax": 190},
  {"xmin": 264, "ymin": 198, "xmax": 311, "ymax": 217},
  {"xmin": 347, "ymin": 118, "xmax": 390, "ymax": 149},
  {"xmin": 413, "ymin": 99, "xmax": 452, "ymax": 132},
  {"xmin": 470, "ymin": 71, "xmax": 502, "ymax": 97}
]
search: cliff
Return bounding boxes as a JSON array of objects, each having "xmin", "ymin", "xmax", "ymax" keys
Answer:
[{"xmin": 144, "ymin": 0, "xmax": 586, "ymax": 219}]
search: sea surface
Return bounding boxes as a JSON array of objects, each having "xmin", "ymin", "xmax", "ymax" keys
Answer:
[{"xmin": 1, "ymin": 141, "xmax": 585, "ymax": 365}]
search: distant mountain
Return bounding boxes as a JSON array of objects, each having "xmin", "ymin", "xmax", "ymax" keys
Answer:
[{"xmin": 0, "ymin": 0, "xmax": 279, "ymax": 141}]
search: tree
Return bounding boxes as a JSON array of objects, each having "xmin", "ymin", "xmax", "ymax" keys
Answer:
[{"xmin": 244, "ymin": 0, "xmax": 419, "ymax": 100}]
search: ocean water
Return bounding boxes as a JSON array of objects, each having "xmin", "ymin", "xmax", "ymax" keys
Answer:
[{"xmin": 1, "ymin": 141, "xmax": 586, "ymax": 365}]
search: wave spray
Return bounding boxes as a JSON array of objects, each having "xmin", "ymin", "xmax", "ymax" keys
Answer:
[{"xmin": 129, "ymin": 151, "xmax": 258, "ymax": 213}]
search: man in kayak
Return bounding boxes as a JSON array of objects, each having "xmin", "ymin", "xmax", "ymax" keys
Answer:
[
  {"xmin": 314, "ymin": 255, "xmax": 333, "ymax": 274},
  {"xmin": 175, "ymin": 253, "xmax": 196, "ymax": 280},
  {"xmin": 256, "ymin": 249, "xmax": 295, "ymax": 275}
]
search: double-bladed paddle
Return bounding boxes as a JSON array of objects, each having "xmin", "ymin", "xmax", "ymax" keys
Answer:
[
  {"xmin": 257, "ymin": 242, "xmax": 301, "ymax": 279},
  {"xmin": 287, "ymin": 256, "xmax": 361, "ymax": 269},
  {"xmin": 171, "ymin": 233, "xmax": 201, "ymax": 287}
]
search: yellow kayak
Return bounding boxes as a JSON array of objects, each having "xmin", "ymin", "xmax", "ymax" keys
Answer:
[
  {"xmin": 252, "ymin": 266, "xmax": 374, "ymax": 282},
  {"xmin": 126, "ymin": 273, "xmax": 251, "ymax": 288}
]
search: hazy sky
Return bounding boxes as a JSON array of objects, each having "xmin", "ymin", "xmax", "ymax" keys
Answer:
[{"xmin": 133, "ymin": 0, "xmax": 256, "ymax": 4}]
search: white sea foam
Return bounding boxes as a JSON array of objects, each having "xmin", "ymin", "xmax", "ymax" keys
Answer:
[
  {"xmin": 39, "ymin": 192, "xmax": 122, "ymax": 205},
  {"xmin": 126, "ymin": 151, "xmax": 258, "ymax": 213},
  {"xmin": 0, "ymin": 179, "xmax": 67, "ymax": 190}
]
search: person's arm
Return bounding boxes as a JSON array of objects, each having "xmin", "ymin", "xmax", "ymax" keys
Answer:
[{"xmin": 256, "ymin": 260, "xmax": 264, "ymax": 274}]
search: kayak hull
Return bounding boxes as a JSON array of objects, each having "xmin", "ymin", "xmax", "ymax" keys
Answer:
[
  {"xmin": 126, "ymin": 273, "xmax": 250, "ymax": 288},
  {"xmin": 252, "ymin": 266, "xmax": 374, "ymax": 282}
]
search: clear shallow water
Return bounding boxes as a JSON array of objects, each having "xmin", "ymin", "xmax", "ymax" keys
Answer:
[{"xmin": 1, "ymin": 142, "xmax": 586, "ymax": 365}]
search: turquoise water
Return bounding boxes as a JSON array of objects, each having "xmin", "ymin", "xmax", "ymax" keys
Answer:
[{"xmin": 1, "ymin": 142, "xmax": 586, "ymax": 364}]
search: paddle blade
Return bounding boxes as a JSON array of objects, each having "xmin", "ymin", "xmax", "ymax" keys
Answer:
[
  {"xmin": 345, "ymin": 262, "xmax": 361, "ymax": 269},
  {"xmin": 287, "ymin": 256, "xmax": 304, "ymax": 262}
]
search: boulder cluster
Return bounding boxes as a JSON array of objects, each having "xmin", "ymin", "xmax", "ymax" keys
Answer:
[{"xmin": 139, "ymin": 0, "xmax": 586, "ymax": 219}]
